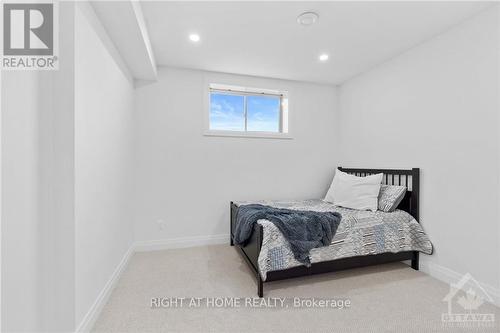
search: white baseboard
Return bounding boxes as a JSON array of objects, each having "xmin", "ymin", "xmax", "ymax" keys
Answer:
[
  {"xmin": 74, "ymin": 234, "xmax": 228, "ymax": 332},
  {"xmin": 75, "ymin": 245, "xmax": 134, "ymax": 333},
  {"xmin": 419, "ymin": 259, "xmax": 500, "ymax": 307},
  {"xmin": 134, "ymin": 234, "xmax": 229, "ymax": 252}
]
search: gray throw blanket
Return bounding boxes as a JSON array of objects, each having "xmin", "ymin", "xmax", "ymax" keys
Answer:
[{"xmin": 234, "ymin": 204, "xmax": 342, "ymax": 265}]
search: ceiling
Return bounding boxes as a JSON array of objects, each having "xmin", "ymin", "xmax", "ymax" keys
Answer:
[{"xmin": 141, "ymin": 1, "xmax": 491, "ymax": 85}]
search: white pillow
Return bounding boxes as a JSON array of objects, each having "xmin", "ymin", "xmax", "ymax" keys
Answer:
[{"xmin": 324, "ymin": 169, "xmax": 383, "ymax": 211}]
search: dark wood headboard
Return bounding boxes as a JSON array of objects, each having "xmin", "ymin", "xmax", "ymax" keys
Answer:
[{"xmin": 338, "ymin": 167, "xmax": 420, "ymax": 221}]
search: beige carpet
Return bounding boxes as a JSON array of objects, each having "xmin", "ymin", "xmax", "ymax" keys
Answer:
[{"xmin": 92, "ymin": 245, "xmax": 499, "ymax": 333}]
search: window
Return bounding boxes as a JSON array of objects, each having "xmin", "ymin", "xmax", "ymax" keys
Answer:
[{"xmin": 207, "ymin": 83, "xmax": 289, "ymax": 138}]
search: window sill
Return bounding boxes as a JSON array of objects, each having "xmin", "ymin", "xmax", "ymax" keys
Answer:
[{"xmin": 203, "ymin": 130, "xmax": 293, "ymax": 140}]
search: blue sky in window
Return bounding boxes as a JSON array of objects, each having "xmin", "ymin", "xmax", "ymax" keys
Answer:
[
  {"xmin": 247, "ymin": 95, "xmax": 280, "ymax": 132},
  {"xmin": 209, "ymin": 94, "xmax": 244, "ymax": 131},
  {"xmin": 210, "ymin": 93, "xmax": 280, "ymax": 132}
]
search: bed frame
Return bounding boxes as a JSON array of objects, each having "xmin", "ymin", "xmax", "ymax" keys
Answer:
[{"xmin": 230, "ymin": 167, "xmax": 420, "ymax": 297}]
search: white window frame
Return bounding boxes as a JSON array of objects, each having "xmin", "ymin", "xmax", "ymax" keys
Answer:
[{"xmin": 204, "ymin": 83, "xmax": 291, "ymax": 139}]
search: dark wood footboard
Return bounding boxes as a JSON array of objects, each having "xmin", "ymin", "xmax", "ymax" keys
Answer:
[
  {"xmin": 231, "ymin": 167, "xmax": 421, "ymax": 297},
  {"xmin": 230, "ymin": 201, "xmax": 264, "ymax": 296}
]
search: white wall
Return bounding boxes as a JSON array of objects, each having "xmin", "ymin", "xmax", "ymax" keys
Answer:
[
  {"xmin": 1, "ymin": 3, "xmax": 78, "ymax": 331},
  {"xmin": 1, "ymin": 3, "xmax": 135, "ymax": 331},
  {"xmin": 40, "ymin": 3, "xmax": 77, "ymax": 330},
  {"xmin": 338, "ymin": 6, "xmax": 500, "ymax": 295},
  {"xmin": 134, "ymin": 68, "xmax": 338, "ymax": 244},
  {"xmin": 1, "ymin": 71, "xmax": 44, "ymax": 332},
  {"xmin": 495, "ymin": 2, "xmax": 500, "ymax": 305},
  {"xmin": 0, "ymin": 58, "xmax": 2, "ymax": 333},
  {"xmin": 74, "ymin": 3, "xmax": 135, "ymax": 328}
]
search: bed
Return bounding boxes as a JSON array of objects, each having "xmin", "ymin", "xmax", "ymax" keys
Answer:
[{"xmin": 230, "ymin": 167, "xmax": 433, "ymax": 297}]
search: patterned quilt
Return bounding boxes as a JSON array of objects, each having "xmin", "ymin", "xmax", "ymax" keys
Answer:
[{"xmin": 235, "ymin": 199, "xmax": 433, "ymax": 281}]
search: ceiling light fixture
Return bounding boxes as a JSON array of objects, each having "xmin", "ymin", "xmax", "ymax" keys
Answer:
[
  {"xmin": 189, "ymin": 33, "xmax": 200, "ymax": 42},
  {"xmin": 297, "ymin": 12, "xmax": 319, "ymax": 26},
  {"xmin": 319, "ymin": 54, "xmax": 329, "ymax": 62}
]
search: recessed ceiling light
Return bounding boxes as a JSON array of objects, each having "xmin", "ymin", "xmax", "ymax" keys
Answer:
[
  {"xmin": 297, "ymin": 12, "xmax": 319, "ymax": 26},
  {"xmin": 319, "ymin": 54, "xmax": 329, "ymax": 62},
  {"xmin": 189, "ymin": 34, "xmax": 200, "ymax": 42}
]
